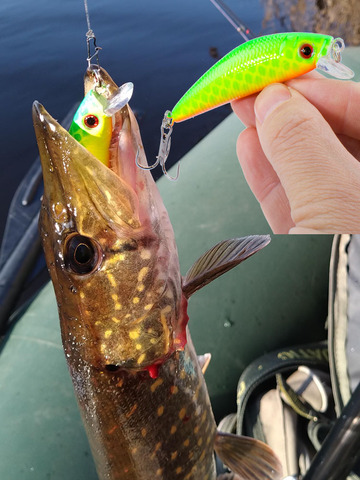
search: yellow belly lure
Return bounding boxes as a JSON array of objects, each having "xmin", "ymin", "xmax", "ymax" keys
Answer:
[
  {"xmin": 69, "ymin": 82, "xmax": 134, "ymax": 166},
  {"xmin": 138, "ymin": 32, "xmax": 354, "ymax": 180},
  {"xmin": 69, "ymin": 89, "xmax": 112, "ymax": 166}
]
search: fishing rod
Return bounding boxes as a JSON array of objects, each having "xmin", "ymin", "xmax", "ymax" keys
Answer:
[
  {"xmin": 209, "ymin": 0, "xmax": 255, "ymax": 41},
  {"xmin": 301, "ymin": 381, "xmax": 360, "ymax": 480}
]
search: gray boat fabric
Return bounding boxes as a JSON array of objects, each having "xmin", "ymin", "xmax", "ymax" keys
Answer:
[{"xmin": 347, "ymin": 235, "xmax": 360, "ymax": 392}]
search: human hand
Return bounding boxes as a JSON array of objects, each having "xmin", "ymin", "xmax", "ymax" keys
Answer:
[{"xmin": 231, "ymin": 76, "xmax": 360, "ymax": 233}]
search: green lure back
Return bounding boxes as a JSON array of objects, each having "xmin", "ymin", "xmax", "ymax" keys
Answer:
[
  {"xmin": 170, "ymin": 32, "xmax": 353, "ymax": 123},
  {"xmin": 69, "ymin": 89, "xmax": 112, "ymax": 166}
]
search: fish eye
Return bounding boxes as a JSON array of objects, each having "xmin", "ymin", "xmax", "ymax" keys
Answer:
[
  {"xmin": 65, "ymin": 234, "xmax": 101, "ymax": 274},
  {"xmin": 84, "ymin": 114, "xmax": 99, "ymax": 129},
  {"xmin": 299, "ymin": 43, "xmax": 314, "ymax": 59}
]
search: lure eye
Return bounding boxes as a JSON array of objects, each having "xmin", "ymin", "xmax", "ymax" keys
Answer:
[
  {"xmin": 299, "ymin": 44, "xmax": 314, "ymax": 59},
  {"xmin": 84, "ymin": 114, "xmax": 99, "ymax": 129},
  {"xmin": 65, "ymin": 234, "xmax": 101, "ymax": 274}
]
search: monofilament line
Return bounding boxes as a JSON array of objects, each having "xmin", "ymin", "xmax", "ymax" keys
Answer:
[{"xmin": 83, "ymin": 0, "xmax": 101, "ymax": 67}]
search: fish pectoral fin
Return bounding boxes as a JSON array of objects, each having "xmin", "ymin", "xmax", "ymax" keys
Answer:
[
  {"xmin": 197, "ymin": 353, "xmax": 211, "ymax": 374},
  {"xmin": 214, "ymin": 431, "xmax": 283, "ymax": 480},
  {"xmin": 182, "ymin": 236, "xmax": 270, "ymax": 298}
]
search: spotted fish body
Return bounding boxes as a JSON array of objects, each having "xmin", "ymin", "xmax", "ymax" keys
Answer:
[
  {"xmin": 33, "ymin": 66, "xmax": 281, "ymax": 480},
  {"xmin": 170, "ymin": 32, "xmax": 334, "ymax": 122}
]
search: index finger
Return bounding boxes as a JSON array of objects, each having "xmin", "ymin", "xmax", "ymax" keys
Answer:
[
  {"xmin": 286, "ymin": 77, "xmax": 360, "ymax": 139},
  {"xmin": 231, "ymin": 71, "xmax": 324, "ymax": 127}
]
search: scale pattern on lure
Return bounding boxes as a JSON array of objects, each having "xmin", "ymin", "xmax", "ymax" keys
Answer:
[
  {"xmin": 169, "ymin": 32, "xmax": 354, "ymax": 123},
  {"xmin": 141, "ymin": 32, "xmax": 354, "ymax": 179}
]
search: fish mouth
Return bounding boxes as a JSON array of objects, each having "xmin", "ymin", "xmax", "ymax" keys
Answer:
[
  {"xmin": 33, "ymin": 65, "xmax": 155, "ymax": 224},
  {"xmin": 33, "ymin": 100, "xmax": 143, "ymax": 231}
]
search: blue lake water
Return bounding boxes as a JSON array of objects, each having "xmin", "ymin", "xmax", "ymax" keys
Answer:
[{"xmin": 0, "ymin": 0, "xmax": 272, "ymax": 239}]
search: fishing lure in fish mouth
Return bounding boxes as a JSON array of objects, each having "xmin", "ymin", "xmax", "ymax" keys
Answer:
[
  {"xmin": 69, "ymin": 81, "xmax": 134, "ymax": 166},
  {"xmin": 137, "ymin": 32, "xmax": 354, "ymax": 180}
]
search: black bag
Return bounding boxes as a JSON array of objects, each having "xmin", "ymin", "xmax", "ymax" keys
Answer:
[{"xmin": 219, "ymin": 235, "xmax": 360, "ymax": 479}]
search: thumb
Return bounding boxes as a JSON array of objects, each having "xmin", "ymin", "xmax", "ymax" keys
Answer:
[{"xmin": 254, "ymin": 83, "xmax": 360, "ymax": 233}]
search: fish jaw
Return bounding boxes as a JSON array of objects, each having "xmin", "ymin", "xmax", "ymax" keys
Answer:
[{"xmin": 33, "ymin": 101, "xmax": 185, "ymax": 372}]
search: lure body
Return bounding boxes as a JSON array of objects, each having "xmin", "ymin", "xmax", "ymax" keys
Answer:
[
  {"xmin": 69, "ymin": 89, "xmax": 112, "ymax": 166},
  {"xmin": 136, "ymin": 32, "xmax": 353, "ymax": 179},
  {"xmin": 33, "ymin": 67, "xmax": 281, "ymax": 480},
  {"xmin": 171, "ymin": 32, "xmax": 335, "ymax": 123}
]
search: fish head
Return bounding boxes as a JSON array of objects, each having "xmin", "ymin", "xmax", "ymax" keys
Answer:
[
  {"xmin": 280, "ymin": 33, "xmax": 354, "ymax": 79},
  {"xmin": 33, "ymin": 73, "xmax": 186, "ymax": 373}
]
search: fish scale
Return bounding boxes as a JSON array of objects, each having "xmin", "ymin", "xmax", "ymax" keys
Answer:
[{"xmin": 69, "ymin": 336, "xmax": 217, "ymax": 479}]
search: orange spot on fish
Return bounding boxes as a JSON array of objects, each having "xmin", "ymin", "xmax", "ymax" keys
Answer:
[
  {"xmin": 178, "ymin": 408, "xmax": 186, "ymax": 420},
  {"xmin": 157, "ymin": 405, "xmax": 164, "ymax": 416},
  {"xmin": 126, "ymin": 403, "xmax": 138, "ymax": 418},
  {"xmin": 141, "ymin": 428, "xmax": 147, "ymax": 437},
  {"xmin": 170, "ymin": 385, "xmax": 178, "ymax": 395},
  {"xmin": 116, "ymin": 378, "xmax": 124, "ymax": 388},
  {"xmin": 171, "ymin": 451, "xmax": 178, "ymax": 460},
  {"xmin": 108, "ymin": 425, "xmax": 118, "ymax": 435},
  {"xmin": 150, "ymin": 378, "xmax": 164, "ymax": 392}
]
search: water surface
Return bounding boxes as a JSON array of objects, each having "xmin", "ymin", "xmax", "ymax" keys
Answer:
[{"xmin": 0, "ymin": 0, "xmax": 267, "ymax": 238}]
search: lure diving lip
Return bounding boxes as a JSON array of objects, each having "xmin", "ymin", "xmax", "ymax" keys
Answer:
[{"xmin": 316, "ymin": 37, "xmax": 354, "ymax": 79}]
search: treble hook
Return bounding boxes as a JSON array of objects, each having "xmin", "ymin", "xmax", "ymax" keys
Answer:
[{"xmin": 135, "ymin": 111, "xmax": 180, "ymax": 181}]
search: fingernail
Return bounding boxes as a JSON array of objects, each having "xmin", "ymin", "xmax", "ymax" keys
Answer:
[{"xmin": 255, "ymin": 84, "xmax": 291, "ymax": 125}]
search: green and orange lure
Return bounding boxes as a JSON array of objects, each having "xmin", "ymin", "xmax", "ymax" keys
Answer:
[
  {"xmin": 139, "ymin": 32, "xmax": 354, "ymax": 180},
  {"xmin": 69, "ymin": 81, "xmax": 134, "ymax": 166}
]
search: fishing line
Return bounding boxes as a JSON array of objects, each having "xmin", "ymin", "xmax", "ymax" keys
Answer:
[{"xmin": 83, "ymin": 0, "xmax": 101, "ymax": 67}]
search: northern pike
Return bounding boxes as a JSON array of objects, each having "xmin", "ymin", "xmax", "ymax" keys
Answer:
[{"xmin": 32, "ymin": 66, "xmax": 282, "ymax": 480}]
